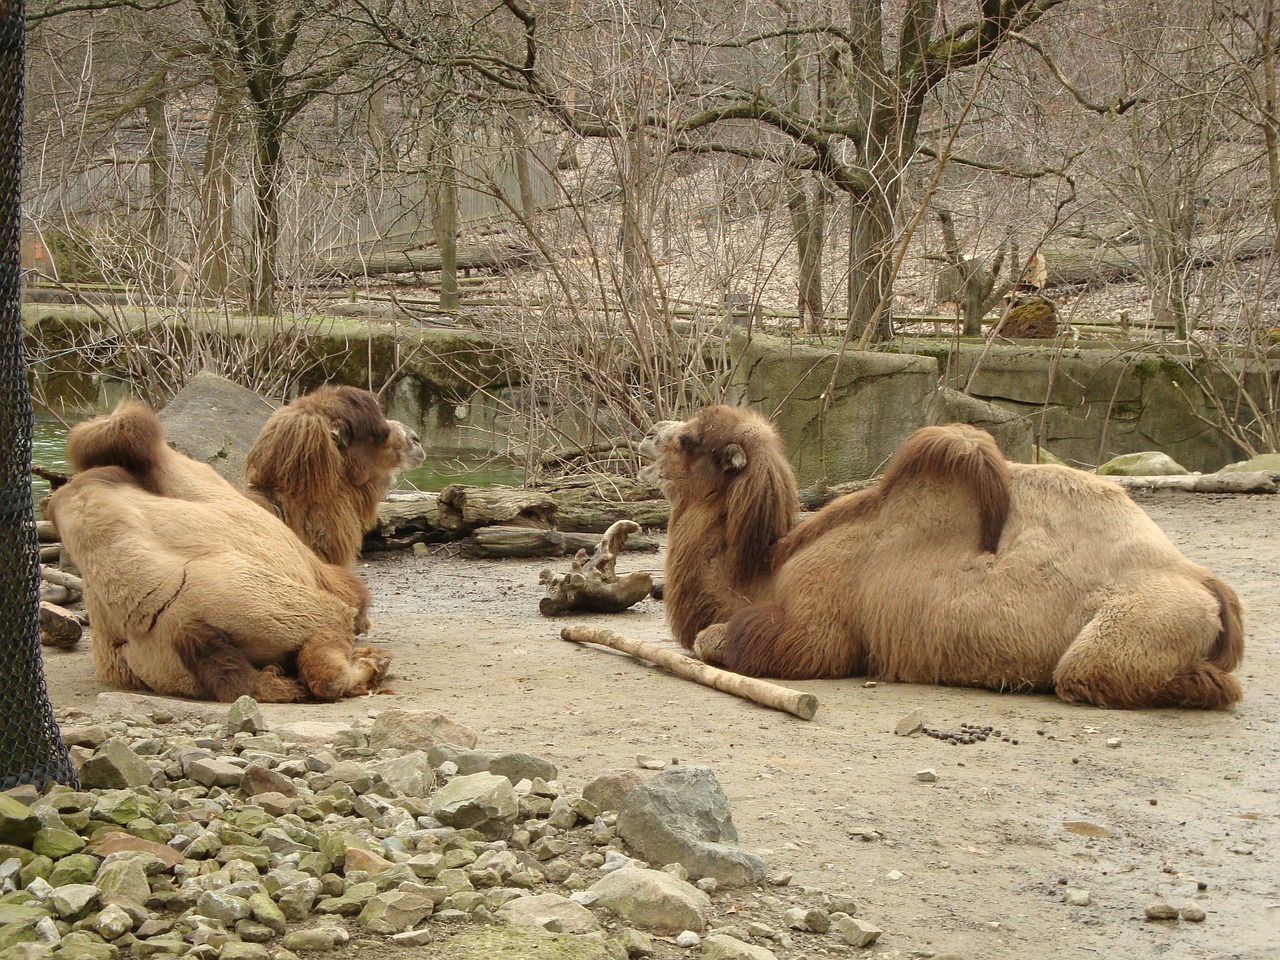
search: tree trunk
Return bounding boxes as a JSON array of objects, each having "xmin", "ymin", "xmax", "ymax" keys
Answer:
[
  {"xmin": 433, "ymin": 121, "xmax": 459, "ymax": 312},
  {"xmin": 789, "ymin": 177, "xmax": 826, "ymax": 332},
  {"xmin": 848, "ymin": 193, "xmax": 895, "ymax": 342},
  {"xmin": 144, "ymin": 73, "xmax": 171, "ymax": 295},
  {"xmin": 195, "ymin": 71, "xmax": 238, "ymax": 302},
  {"xmin": 249, "ymin": 116, "xmax": 282, "ymax": 316}
]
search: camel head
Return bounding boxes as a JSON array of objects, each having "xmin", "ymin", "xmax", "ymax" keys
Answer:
[
  {"xmin": 641, "ymin": 405, "xmax": 800, "ymax": 584},
  {"xmin": 388, "ymin": 421, "xmax": 427, "ymax": 477}
]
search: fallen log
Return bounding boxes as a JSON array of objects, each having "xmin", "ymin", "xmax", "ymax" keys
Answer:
[
  {"xmin": 1041, "ymin": 230, "xmax": 1273, "ymax": 288},
  {"xmin": 560, "ymin": 625, "xmax": 819, "ymax": 721},
  {"xmin": 437, "ymin": 485, "xmax": 559, "ymax": 534},
  {"xmin": 315, "ymin": 245, "xmax": 537, "ymax": 279},
  {"xmin": 1107, "ymin": 471, "xmax": 1278, "ymax": 494},
  {"xmin": 460, "ymin": 525, "xmax": 658, "ymax": 559},
  {"xmin": 539, "ymin": 520, "xmax": 654, "ymax": 615}
]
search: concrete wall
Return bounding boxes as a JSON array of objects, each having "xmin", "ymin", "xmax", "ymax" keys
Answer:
[
  {"xmin": 907, "ymin": 341, "xmax": 1257, "ymax": 473},
  {"xmin": 723, "ymin": 334, "xmax": 1033, "ymax": 486},
  {"xmin": 26, "ymin": 306, "xmax": 1271, "ymax": 482}
]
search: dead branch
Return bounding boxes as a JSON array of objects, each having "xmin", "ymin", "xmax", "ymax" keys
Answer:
[
  {"xmin": 560, "ymin": 625, "xmax": 819, "ymax": 720},
  {"xmin": 539, "ymin": 520, "xmax": 654, "ymax": 615}
]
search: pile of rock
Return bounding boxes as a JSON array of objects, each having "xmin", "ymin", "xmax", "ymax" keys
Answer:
[{"xmin": 0, "ymin": 697, "xmax": 883, "ymax": 960}]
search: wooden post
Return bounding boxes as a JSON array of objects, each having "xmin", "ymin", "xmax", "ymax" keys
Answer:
[{"xmin": 561, "ymin": 625, "xmax": 819, "ymax": 721}]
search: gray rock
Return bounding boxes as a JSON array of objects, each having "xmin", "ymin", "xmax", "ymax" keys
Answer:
[
  {"xmin": 226, "ymin": 696, "xmax": 266, "ymax": 736},
  {"xmin": 0, "ymin": 794, "xmax": 40, "ymax": 845},
  {"xmin": 428, "ymin": 772, "xmax": 519, "ymax": 840},
  {"xmin": 582, "ymin": 768, "xmax": 647, "ymax": 813},
  {"xmin": 47, "ymin": 883, "xmax": 100, "ymax": 921},
  {"xmin": 1063, "ymin": 888, "xmax": 1091, "ymax": 906},
  {"xmin": 588, "ymin": 866, "xmax": 711, "ymax": 933},
  {"xmin": 94, "ymin": 859, "xmax": 151, "ymax": 908},
  {"xmin": 77, "ymin": 739, "xmax": 153, "ymax": 790},
  {"xmin": 280, "ymin": 926, "xmax": 349, "ymax": 951},
  {"xmin": 831, "ymin": 916, "xmax": 882, "ymax": 947},
  {"xmin": 430, "ymin": 747, "xmax": 557, "ymax": 785},
  {"xmin": 357, "ymin": 889, "xmax": 436, "ymax": 933},
  {"xmin": 894, "ymin": 707, "xmax": 925, "ymax": 736},
  {"xmin": 240, "ymin": 764, "xmax": 296, "ymax": 798},
  {"xmin": 368, "ymin": 709, "xmax": 478, "ymax": 752},
  {"xmin": 497, "ymin": 892, "xmax": 602, "ymax": 934},
  {"xmin": 616, "ymin": 766, "xmax": 766, "ymax": 888},
  {"xmin": 1220, "ymin": 453, "xmax": 1280, "ymax": 474},
  {"xmin": 367, "ymin": 752, "xmax": 436, "ymax": 798},
  {"xmin": 702, "ymin": 934, "xmax": 779, "ymax": 960},
  {"xmin": 158, "ymin": 371, "xmax": 275, "ymax": 484},
  {"xmin": 83, "ymin": 902, "xmax": 134, "ymax": 940},
  {"xmin": 187, "ymin": 757, "xmax": 244, "ymax": 788},
  {"xmin": 1096, "ymin": 451, "xmax": 1189, "ymax": 476},
  {"xmin": 1145, "ymin": 903, "xmax": 1180, "ymax": 921},
  {"xmin": 783, "ymin": 907, "xmax": 829, "ymax": 932},
  {"xmin": 196, "ymin": 890, "xmax": 253, "ymax": 923}
]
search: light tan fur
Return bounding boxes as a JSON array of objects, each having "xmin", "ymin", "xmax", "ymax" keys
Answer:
[
  {"xmin": 52, "ymin": 402, "xmax": 390, "ymax": 703},
  {"xmin": 645, "ymin": 405, "xmax": 1245, "ymax": 710},
  {"xmin": 244, "ymin": 385, "xmax": 426, "ymax": 566}
]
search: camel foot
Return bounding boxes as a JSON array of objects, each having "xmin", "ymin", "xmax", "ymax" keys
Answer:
[{"xmin": 693, "ymin": 623, "xmax": 730, "ymax": 666}]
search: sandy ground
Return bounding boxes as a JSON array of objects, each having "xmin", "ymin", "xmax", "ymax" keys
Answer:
[{"xmin": 39, "ymin": 489, "xmax": 1280, "ymax": 960}]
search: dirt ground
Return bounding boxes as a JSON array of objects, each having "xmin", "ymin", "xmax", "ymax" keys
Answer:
[{"xmin": 39, "ymin": 490, "xmax": 1280, "ymax": 960}]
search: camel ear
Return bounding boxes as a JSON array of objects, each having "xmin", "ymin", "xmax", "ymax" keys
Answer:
[
  {"xmin": 718, "ymin": 443, "xmax": 747, "ymax": 473},
  {"xmin": 330, "ymin": 422, "xmax": 351, "ymax": 449}
]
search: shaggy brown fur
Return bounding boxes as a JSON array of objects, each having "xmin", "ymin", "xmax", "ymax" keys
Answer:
[
  {"xmin": 51, "ymin": 403, "xmax": 390, "ymax": 703},
  {"xmin": 244, "ymin": 386, "xmax": 426, "ymax": 566},
  {"xmin": 645, "ymin": 405, "xmax": 1245, "ymax": 710}
]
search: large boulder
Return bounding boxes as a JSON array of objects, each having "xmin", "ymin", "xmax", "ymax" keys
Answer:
[
  {"xmin": 616, "ymin": 765, "xmax": 765, "ymax": 888},
  {"xmin": 1096, "ymin": 451, "xmax": 1190, "ymax": 476},
  {"xmin": 158, "ymin": 371, "xmax": 275, "ymax": 484}
]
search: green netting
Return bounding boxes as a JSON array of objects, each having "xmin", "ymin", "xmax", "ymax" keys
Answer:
[{"xmin": 0, "ymin": 1, "xmax": 76, "ymax": 789}]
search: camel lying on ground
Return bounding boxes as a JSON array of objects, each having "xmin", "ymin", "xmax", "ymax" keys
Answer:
[
  {"xmin": 643, "ymin": 405, "xmax": 1244, "ymax": 709},
  {"xmin": 244, "ymin": 385, "xmax": 426, "ymax": 566},
  {"xmin": 51, "ymin": 401, "xmax": 390, "ymax": 702}
]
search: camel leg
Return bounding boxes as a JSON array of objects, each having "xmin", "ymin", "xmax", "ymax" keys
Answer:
[
  {"xmin": 91, "ymin": 633, "xmax": 149, "ymax": 691},
  {"xmin": 695, "ymin": 603, "xmax": 862, "ymax": 680},
  {"xmin": 296, "ymin": 631, "xmax": 391, "ymax": 700},
  {"xmin": 172, "ymin": 621, "xmax": 308, "ymax": 703},
  {"xmin": 1052, "ymin": 582, "xmax": 1241, "ymax": 710}
]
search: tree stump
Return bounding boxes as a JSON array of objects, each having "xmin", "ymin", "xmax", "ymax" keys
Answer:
[{"xmin": 539, "ymin": 520, "xmax": 655, "ymax": 616}]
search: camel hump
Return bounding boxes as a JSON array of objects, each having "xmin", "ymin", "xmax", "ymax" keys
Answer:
[
  {"xmin": 880, "ymin": 423, "xmax": 1012, "ymax": 553},
  {"xmin": 66, "ymin": 400, "xmax": 168, "ymax": 491}
]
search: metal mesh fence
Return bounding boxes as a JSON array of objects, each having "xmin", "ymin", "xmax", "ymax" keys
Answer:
[{"xmin": 0, "ymin": 0, "xmax": 76, "ymax": 789}]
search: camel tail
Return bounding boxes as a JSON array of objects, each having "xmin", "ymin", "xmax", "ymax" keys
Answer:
[
  {"xmin": 1205, "ymin": 575, "xmax": 1245, "ymax": 673},
  {"xmin": 66, "ymin": 400, "xmax": 167, "ymax": 491},
  {"xmin": 880, "ymin": 424, "xmax": 1012, "ymax": 553}
]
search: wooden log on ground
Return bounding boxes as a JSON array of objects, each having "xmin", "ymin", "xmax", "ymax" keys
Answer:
[
  {"xmin": 539, "ymin": 520, "xmax": 654, "ymax": 615},
  {"xmin": 41, "ymin": 565, "xmax": 83, "ymax": 595},
  {"xmin": 1107, "ymin": 471, "xmax": 1278, "ymax": 494},
  {"xmin": 461, "ymin": 525, "xmax": 658, "ymax": 559},
  {"xmin": 1041, "ymin": 230, "xmax": 1272, "ymax": 289},
  {"xmin": 438, "ymin": 485, "xmax": 559, "ymax": 534},
  {"xmin": 314, "ymin": 245, "xmax": 537, "ymax": 279},
  {"xmin": 561, "ymin": 625, "xmax": 819, "ymax": 721},
  {"xmin": 36, "ymin": 520, "xmax": 59, "ymax": 543}
]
